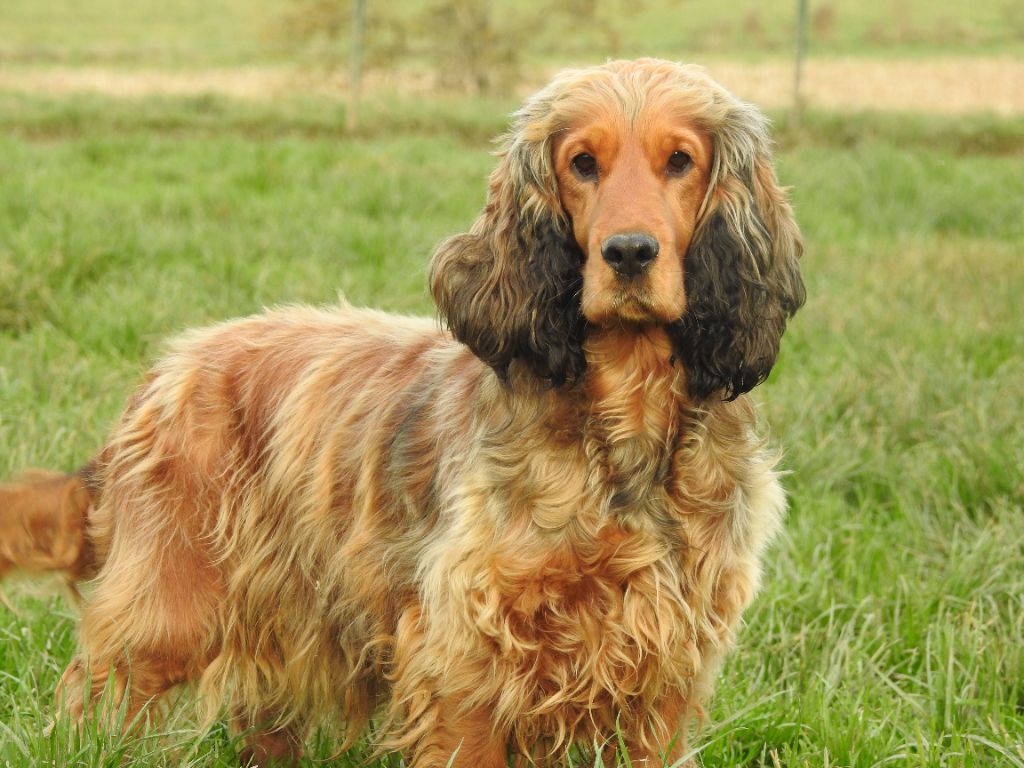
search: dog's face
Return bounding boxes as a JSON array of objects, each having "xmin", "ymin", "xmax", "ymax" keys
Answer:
[
  {"xmin": 431, "ymin": 59, "xmax": 805, "ymax": 400},
  {"xmin": 553, "ymin": 111, "xmax": 713, "ymax": 327}
]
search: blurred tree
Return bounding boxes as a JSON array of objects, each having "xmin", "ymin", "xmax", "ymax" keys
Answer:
[
  {"xmin": 278, "ymin": 0, "xmax": 644, "ymax": 95},
  {"xmin": 419, "ymin": 0, "xmax": 529, "ymax": 93},
  {"xmin": 279, "ymin": 0, "xmax": 409, "ymax": 74}
]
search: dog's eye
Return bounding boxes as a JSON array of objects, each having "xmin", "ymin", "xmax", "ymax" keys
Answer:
[
  {"xmin": 667, "ymin": 151, "xmax": 692, "ymax": 175},
  {"xmin": 571, "ymin": 153, "xmax": 598, "ymax": 180}
]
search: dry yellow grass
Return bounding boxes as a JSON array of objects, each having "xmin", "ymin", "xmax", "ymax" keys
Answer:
[
  {"xmin": 706, "ymin": 56, "xmax": 1024, "ymax": 115},
  {"xmin": 0, "ymin": 56, "xmax": 1021, "ymax": 114},
  {"xmin": 0, "ymin": 66, "xmax": 299, "ymax": 100}
]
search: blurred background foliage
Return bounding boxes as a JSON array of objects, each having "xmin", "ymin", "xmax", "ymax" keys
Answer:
[{"xmin": 1, "ymin": 0, "xmax": 1022, "ymax": 76}]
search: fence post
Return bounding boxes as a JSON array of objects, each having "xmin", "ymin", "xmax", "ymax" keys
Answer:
[
  {"xmin": 347, "ymin": 0, "xmax": 366, "ymax": 133},
  {"xmin": 793, "ymin": 0, "xmax": 809, "ymax": 129}
]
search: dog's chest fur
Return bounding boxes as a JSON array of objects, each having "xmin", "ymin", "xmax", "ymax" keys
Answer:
[{"xmin": 405, "ymin": 329, "xmax": 785, "ymax": 745}]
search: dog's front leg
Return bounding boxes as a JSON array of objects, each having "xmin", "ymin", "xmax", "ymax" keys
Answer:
[{"xmin": 409, "ymin": 699, "xmax": 508, "ymax": 768}]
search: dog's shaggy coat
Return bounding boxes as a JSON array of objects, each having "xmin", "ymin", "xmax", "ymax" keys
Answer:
[{"xmin": 0, "ymin": 59, "xmax": 804, "ymax": 766}]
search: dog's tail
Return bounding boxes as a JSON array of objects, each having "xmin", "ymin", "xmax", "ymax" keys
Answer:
[{"xmin": 0, "ymin": 468, "xmax": 96, "ymax": 595}]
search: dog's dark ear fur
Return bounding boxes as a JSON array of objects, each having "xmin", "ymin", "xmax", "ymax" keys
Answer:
[
  {"xmin": 429, "ymin": 149, "xmax": 586, "ymax": 387},
  {"xmin": 669, "ymin": 106, "xmax": 806, "ymax": 401}
]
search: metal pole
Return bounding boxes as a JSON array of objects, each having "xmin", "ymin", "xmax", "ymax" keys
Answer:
[
  {"xmin": 347, "ymin": 0, "xmax": 366, "ymax": 133},
  {"xmin": 793, "ymin": 0, "xmax": 808, "ymax": 129}
]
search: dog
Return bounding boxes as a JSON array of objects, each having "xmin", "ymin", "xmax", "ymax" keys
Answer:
[{"xmin": 0, "ymin": 58, "xmax": 804, "ymax": 766}]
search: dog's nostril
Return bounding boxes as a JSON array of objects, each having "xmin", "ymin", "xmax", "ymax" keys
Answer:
[{"xmin": 601, "ymin": 233, "xmax": 660, "ymax": 277}]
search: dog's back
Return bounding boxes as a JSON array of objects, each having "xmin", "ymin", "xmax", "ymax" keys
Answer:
[
  {"xmin": 0, "ymin": 304, "xmax": 488, "ymax": 760},
  {"xmin": 0, "ymin": 306, "xmax": 463, "ymax": 590}
]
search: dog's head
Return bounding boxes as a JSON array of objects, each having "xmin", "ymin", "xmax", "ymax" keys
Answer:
[{"xmin": 430, "ymin": 58, "xmax": 805, "ymax": 400}]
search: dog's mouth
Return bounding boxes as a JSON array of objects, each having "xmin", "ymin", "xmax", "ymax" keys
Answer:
[
  {"xmin": 605, "ymin": 285, "xmax": 681, "ymax": 325},
  {"xmin": 580, "ymin": 254, "xmax": 687, "ymax": 327}
]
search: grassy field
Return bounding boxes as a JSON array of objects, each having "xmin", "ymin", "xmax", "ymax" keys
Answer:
[
  {"xmin": 1, "ymin": 0, "xmax": 1022, "ymax": 68},
  {"xmin": 0, "ymin": 87, "xmax": 1022, "ymax": 766}
]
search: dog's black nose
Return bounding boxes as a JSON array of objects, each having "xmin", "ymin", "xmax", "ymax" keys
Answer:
[{"xmin": 601, "ymin": 233, "xmax": 659, "ymax": 277}]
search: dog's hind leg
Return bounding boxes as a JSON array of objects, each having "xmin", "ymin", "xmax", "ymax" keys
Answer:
[{"xmin": 56, "ymin": 526, "xmax": 225, "ymax": 730}]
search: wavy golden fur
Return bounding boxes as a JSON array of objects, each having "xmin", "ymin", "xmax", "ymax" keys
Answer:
[{"xmin": 0, "ymin": 59, "xmax": 804, "ymax": 766}]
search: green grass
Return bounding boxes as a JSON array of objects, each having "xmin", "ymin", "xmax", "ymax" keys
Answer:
[
  {"xmin": 0, "ymin": 93, "xmax": 1022, "ymax": 766},
  {"xmin": 0, "ymin": 0, "xmax": 288, "ymax": 66}
]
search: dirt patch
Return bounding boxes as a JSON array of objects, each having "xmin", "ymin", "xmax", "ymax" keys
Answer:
[
  {"xmin": 0, "ymin": 66, "xmax": 300, "ymax": 100},
  {"xmin": 0, "ymin": 57, "xmax": 1021, "ymax": 115},
  {"xmin": 706, "ymin": 56, "xmax": 1024, "ymax": 116}
]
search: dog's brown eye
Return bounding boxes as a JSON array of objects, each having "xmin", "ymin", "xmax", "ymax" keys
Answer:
[
  {"xmin": 667, "ymin": 151, "xmax": 692, "ymax": 175},
  {"xmin": 571, "ymin": 153, "xmax": 598, "ymax": 180}
]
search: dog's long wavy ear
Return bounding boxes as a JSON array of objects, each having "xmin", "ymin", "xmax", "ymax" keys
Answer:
[
  {"xmin": 429, "ymin": 131, "xmax": 586, "ymax": 387},
  {"xmin": 670, "ymin": 102, "xmax": 806, "ymax": 402}
]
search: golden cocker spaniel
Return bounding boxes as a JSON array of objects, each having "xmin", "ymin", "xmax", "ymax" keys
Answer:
[{"xmin": 0, "ymin": 59, "xmax": 804, "ymax": 766}]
